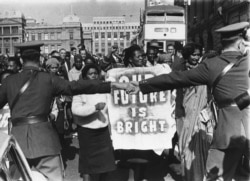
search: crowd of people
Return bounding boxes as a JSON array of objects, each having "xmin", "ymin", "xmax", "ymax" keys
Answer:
[{"xmin": 0, "ymin": 21, "xmax": 249, "ymax": 181}]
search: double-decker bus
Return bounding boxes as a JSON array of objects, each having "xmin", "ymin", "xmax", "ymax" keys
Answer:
[{"xmin": 134, "ymin": 1, "xmax": 186, "ymax": 52}]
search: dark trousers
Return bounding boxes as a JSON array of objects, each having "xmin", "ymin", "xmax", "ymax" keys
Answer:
[{"xmin": 27, "ymin": 154, "xmax": 64, "ymax": 181}]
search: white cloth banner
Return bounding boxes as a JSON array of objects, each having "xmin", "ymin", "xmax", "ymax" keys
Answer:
[{"xmin": 106, "ymin": 65, "xmax": 176, "ymax": 154}]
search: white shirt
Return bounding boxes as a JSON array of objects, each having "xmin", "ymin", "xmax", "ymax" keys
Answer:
[
  {"xmin": 72, "ymin": 93, "xmax": 109, "ymax": 129},
  {"xmin": 68, "ymin": 67, "xmax": 82, "ymax": 81}
]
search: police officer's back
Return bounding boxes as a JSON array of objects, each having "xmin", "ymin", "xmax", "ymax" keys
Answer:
[{"xmin": 0, "ymin": 42, "xmax": 114, "ymax": 181}]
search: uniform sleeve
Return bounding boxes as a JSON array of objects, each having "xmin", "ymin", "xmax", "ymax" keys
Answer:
[
  {"xmin": 139, "ymin": 62, "xmax": 209, "ymax": 94},
  {"xmin": 0, "ymin": 81, "xmax": 8, "ymax": 109},
  {"xmin": 234, "ymin": 90, "xmax": 250, "ymax": 110},
  {"xmin": 51, "ymin": 75, "xmax": 111, "ymax": 96},
  {"xmin": 72, "ymin": 95, "xmax": 96, "ymax": 117}
]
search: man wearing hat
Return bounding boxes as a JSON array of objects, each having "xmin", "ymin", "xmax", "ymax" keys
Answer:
[
  {"xmin": 0, "ymin": 42, "xmax": 128, "ymax": 181},
  {"xmin": 127, "ymin": 22, "xmax": 250, "ymax": 180},
  {"xmin": 148, "ymin": 39, "xmax": 161, "ymax": 64}
]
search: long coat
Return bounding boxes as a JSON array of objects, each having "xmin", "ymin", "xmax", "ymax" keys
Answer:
[
  {"xmin": 139, "ymin": 51, "xmax": 249, "ymax": 149},
  {"xmin": 0, "ymin": 66, "xmax": 111, "ymax": 158}
]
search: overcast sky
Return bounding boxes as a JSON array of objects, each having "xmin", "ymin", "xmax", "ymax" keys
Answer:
[{"xmin": 0, "ymin": 0, "xmax": 144, "ymax": 24}]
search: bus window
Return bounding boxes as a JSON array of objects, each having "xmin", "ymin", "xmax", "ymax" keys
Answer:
[
  {"xmin": 166, "ymin": 13, "xmax": 184, "ymax": 22},
  {"xmin": 146, "ymin": 12, "xmax": 165, "ymax": 23}
]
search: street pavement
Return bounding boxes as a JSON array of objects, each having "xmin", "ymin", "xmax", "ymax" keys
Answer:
[{"xmin": 63, "ymin": 136, "xmax": 181, "ymax": 181}]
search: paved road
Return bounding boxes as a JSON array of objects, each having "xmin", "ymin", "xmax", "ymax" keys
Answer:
[{"xmin": 62, "ymin": 136, "xmax": 181, "ymax": 181}]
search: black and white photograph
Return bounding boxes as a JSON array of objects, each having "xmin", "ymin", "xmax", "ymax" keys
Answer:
[{"xmin": 0, "ymin": 0, "xmax": 249, "ymax": 181}]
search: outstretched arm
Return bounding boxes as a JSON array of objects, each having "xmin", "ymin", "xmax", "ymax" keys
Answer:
[
  {"xmin": 52, "ymin": 75, "xmax": 131, "ymax": 96},
  {"xmin": 138, "ymin": 63, "xmax": 208, "ymax": 94}
]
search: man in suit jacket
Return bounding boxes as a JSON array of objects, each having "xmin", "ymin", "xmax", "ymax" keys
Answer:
[{"xmin": 128, "ymin": 22, "xmax": 250, "ymax": 181}]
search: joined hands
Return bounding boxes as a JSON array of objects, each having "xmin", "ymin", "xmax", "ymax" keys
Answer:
[
  {"xmin": 111, "ymin": 81, "xmax": 140, "ymax": 94},
  {"xmin": 126, "ymin": 81, "xmax": 140, "ymax": 94}
]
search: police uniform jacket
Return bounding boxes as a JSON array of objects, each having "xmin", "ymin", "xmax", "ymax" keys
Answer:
[
  {"xmin": 0, "ymin": 66, "xmax": 111, "ymax": 158},
  {"xmin": 139, "ymin": 51, "xmax": 249, "ymax": 149}
]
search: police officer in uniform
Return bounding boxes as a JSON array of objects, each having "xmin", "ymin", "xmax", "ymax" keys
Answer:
[
  {"xmin": 0, "ymin": 42, "xmax": 128, "ymax": 181},
  {"xmin": 128, "ymin": 22, "xmax": 250, "ymax": 180}
]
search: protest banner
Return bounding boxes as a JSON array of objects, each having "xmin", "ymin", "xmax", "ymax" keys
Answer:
[{"xmin": 106, "ymin": 65, "xmax": 176, "ymax": 153}]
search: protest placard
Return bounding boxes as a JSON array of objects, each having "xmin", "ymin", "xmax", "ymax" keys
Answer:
[{"xmin": 106, "ymin": 65, "xmax": 176, "ymax": 153}]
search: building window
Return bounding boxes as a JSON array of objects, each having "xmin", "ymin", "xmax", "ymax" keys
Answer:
[
  {"xmin": 44, "ymin": 45, "xmax": 49, "ymax": 54},
  {"xmin": 126, "ymin": 32, "xmax": 130, "ymax": 40},
  {"xmin": 120, "ymin": 32, "xmax": 124, "ymax": 39},
  {"xmin": 114, "ymin": 32, "xmax": 117, "ymax": 38},
  {"xmin": 12, "ymin": 26, "xmax": 18, "ymax": 34},
  {"xmin": 4, "ymin": 38, "xmax": 9, "ymax": 43},
  {"xmin": 51, "ymin": 32, "xmax": 55, "ymax": 40},
  {"xmin": 38, "ymin": 33, "xmax": 42, "ymax": 40},
  {"xmin": 3, "ymin": 27, "xmax": 10, "ymax": 35},
  {"xmin": 101, "ymin": 32, "xmax": 105, "ymax": 39},
  {"xmin": 120, "ymin": 42, "xmax": 124, "ymax": 48},
  {"xmin": 31, "ymin": 34, "xmax": 36, "ymax": 41},
  {"xmin": 44, "ymin": 33, "xmax": 49, "ymax": 40},
  {"xmin": 57, "ymin": 32, "xmax": 61, "ymax": 40},
  {"xmin": 69, "ymin": 32, "xmax": 73, "ymax": 40},
  {"xmin": 95, "ymin": 48, "xmax": 98, "ymax": 53},
  {"xmin": 12, "ymin": 38, "xmax": 18, "ymax": 43},
  {"xmin": 107, "ymin": 32, "xmax": 111, "ymax": 38},
  {"xmin": 57, "ymin": 44, "xmax": 62, "ymax": 50},
  {"xmin": 51, "ymin": 45, "xmax": 55, "ymax": 51},
  {"xmin": 95, "ymin": 32, "xmax": 99, "ymax": 39},
  {"xmin": 5, "ymin": 48, "xmax": 9, "ymax": 54}
]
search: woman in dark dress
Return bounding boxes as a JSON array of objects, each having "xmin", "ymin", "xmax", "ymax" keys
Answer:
[{"xmin": 72, "ymin": 64, "xmax": 116, "ymax": 181}]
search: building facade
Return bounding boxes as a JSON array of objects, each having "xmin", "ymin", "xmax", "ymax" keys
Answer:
[
  {"xmin": 82, "ymin": 16, "xmax": 140, "ymax": 55},
  {"xmin": 0, "ymin": 10, "xmax": 26, "ymax": 56},
  {"xmin": 26, "ymin": 14, "xmax": 83, "ymax": 54},
  {"xmin": 185, "ymin": 0, "xmax": 249, "ymax": 51}
]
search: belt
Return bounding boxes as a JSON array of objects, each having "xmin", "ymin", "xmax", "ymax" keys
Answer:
[{"xmin": 11, "ymin": 115, "xmax": 48, "ymax": 127}]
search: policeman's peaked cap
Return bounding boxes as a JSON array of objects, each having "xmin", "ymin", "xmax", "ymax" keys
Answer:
[
  {"xmin": 14, "ymin": 42, "xmax": 44, "ymax": 55},
  {"xmin": 215, "ymin": 22, "xmax": 250, "ymax": 41}
]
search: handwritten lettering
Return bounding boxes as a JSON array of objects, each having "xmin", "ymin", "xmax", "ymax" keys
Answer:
[{"xmin": 116, "ymin": 119, "xmax": 168, "ymax": 134}]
